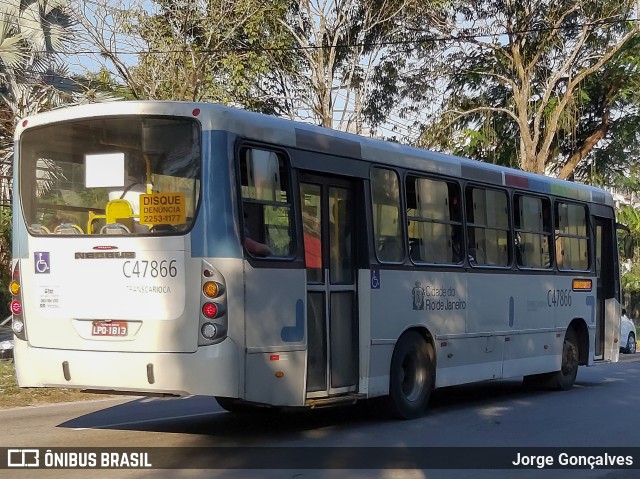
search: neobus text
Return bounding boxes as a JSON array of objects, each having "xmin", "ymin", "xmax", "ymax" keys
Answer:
[{"xmin": 75, "ymin": 251, "xmax": 135, "ymax": 259}]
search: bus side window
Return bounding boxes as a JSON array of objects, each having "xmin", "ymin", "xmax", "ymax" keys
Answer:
[
  {"xmin": 514, "ymin": 194, "xmax": 552, "ymax": 269},
  {"xmin": 554, "ymin": 202, "xmax": 589, "ymax": 271},
  {"xmin": 466, "ymin": 186, "xmax": 510, "ymax": 267},
  {"xmin": 371, "ymin": 167, "xmax": 405, "ymax": 263},
  {"xmin": 239, "ymin": 147, "xmax": 294, "ymax": 258},
  {"xmin": 405, "ymin": 175, "xmax": 462, "ymax": 265}
]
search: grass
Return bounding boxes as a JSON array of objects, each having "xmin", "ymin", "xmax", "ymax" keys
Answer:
[{"xmin": 0, "ymin": 360, "xmax": 111, "ymax": 409}]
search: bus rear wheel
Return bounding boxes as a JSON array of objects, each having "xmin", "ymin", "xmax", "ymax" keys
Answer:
[{"xmin": 388, "ymin": 331, "xmax": 434, "ymax": 419}]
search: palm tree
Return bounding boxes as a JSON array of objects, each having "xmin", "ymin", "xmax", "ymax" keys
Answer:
[{"xmin": 0, "ymin": 0, "xmax": 77, "ymax": 205}]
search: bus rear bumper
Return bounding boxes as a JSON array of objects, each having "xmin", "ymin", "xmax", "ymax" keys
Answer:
[{"xmin": 13, "ymin": 339, "xmax": 239, "ymax": 398}]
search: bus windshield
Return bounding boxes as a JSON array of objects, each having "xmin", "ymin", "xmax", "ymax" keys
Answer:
[{"xmin": 19, "ymin": 116, "xmax": 201, "ymax": 236}]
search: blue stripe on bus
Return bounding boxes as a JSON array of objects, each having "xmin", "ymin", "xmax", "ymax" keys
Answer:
[
  {"xmin": 190, "ymin": 131, "xmax": 243, "ymax": 259},
  {"xmin": 527, "ymin": 178, "xmax": 551, "ymax": 195},
  {"xmin": 509, "ymin": 296, "xmax": 515, "ymax": 327},
  {"xmin": 281, "ymin": 299, "xmax": 305, "ymax": 342}
]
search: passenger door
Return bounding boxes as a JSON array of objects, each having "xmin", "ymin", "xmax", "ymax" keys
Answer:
[
  {"xmin": 594, "ymin": 215, "xmax": 618, "ymax": 360},
  {"xmin": 300, "ymin": 173, "xmax": 358, "ymax": 397}
]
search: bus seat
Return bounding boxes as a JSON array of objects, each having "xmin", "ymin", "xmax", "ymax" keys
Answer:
[
  {"xmin": 378, "ymin": 236, "xmax": 404, "ymax": 262},
  {"xmin": 54, "ymin": 223, "xmax": 83, "ymax": 234},
  {"xmin": 88, "ymin": 199, "xmax": 137, "ymax": 233},
  {"xmin": 28, "ymin": 224, "xmax": 51, "ymax": 235},
  {"xmin": 100, "ymin": 223, "xmax": 131, "ymax": 234},
  {"xmin": 409, "ymin": 239, "xmax": 422, "ymax": 262},
  {"xmin": 106, "ymin": 199, "xmax": 134, "ymax": 224}
]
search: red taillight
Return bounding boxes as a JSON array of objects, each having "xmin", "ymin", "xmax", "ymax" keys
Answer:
[
  {"xmin": 10, "ymin": 300, "xmax": 22, "ymax": 315},
  {"xmin": 202, "ymin": 302, "xmax": 218, "ymax": 318}
]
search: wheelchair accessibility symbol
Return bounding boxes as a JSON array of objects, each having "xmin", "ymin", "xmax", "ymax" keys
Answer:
[
  {"xmin": 34, "ymin": 252, "xmax": 50, "ymax": 274},
  {"xmin": 370, "ymin": 268, "xmax": 380, "ymax": 289}
]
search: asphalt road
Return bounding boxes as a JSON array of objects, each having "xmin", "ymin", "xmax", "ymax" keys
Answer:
[{"xmin": 1, "ymin": 355, "xmax": 639, "ymax": 479}]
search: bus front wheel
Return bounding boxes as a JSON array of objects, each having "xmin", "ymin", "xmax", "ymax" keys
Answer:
[
  {"xmin": 388, "ymin": 331, "xmax": 434, "ymax": 420},
  {"xmin": 551, "ymin": 329, "xmax": 579, "ymax": 390},
  {"xmin": 524, "ymin": 330, "xmax": 579, "ymax": 390}
]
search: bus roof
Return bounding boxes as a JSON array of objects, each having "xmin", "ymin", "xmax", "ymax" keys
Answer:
[{"xmin": 16, "ymin": 100, "xmax": 614, "ymax": 207}]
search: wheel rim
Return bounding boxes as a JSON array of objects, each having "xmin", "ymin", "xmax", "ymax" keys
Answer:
[
  {"xmin": 561, "ymin": 340, "xmax": 578, "ymax": 376},
  {"xmin": 401, "ymin": 351, "xmax": 427, "ymax": 402},
  {"xmin": 629, "ymin": 336, "xmax": 636, "ymax": 354}
]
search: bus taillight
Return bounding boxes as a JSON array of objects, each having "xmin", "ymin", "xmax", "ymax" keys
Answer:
[
  {"xmin": 202, "ymin": 302, "xmax": 219, "ymax": 318},
  {"xmin": 10, "ymin": 261, "xmax": 26, "ymax": 340},
  {"xmin": 10, "ymin": 300, "xmax": 21, "ymax": 315},
  {"xmin": 201, "ymin": 323, "xmax": 217, "ymax": 340},
  {"xmin": 203, "ymin": 281, "xmax": 224, "ymax": 298},
  {"xmin": 199, "ymin": 260, "xmax": 228, "ymax": 345}
]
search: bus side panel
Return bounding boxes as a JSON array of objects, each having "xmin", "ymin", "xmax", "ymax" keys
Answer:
[
  {"xmin": 370, "ymin": 270, "xmax": 468, "ymax": 340},
  {"xmin": 435, "ymin": 335, "xmax": 503, "ymax": 387},
  {"xmin": 367, "ymin": 343, "xmax": 394, "ymax": 396},
  {"xmin": 368, "ymin": 269, "xmax": 469, "ymax": 394},
  {"xmin": 368, "ymin": 270, "xmax": 599, "ymax": 393},
  {"xmin": 605, "ymin": 297, "xmax": 621, "ymax": 362},
  {"xmin": 14, "ymin": 336, "xmax": 239, "ymax": 397},
  {"xmin": 502, "ymin": 331, "xmax": 562, "ymax": 378},
  {"xmin": 243, "ymin": 265, "xmax": 307, "ymax": 406},
  {"xmin": 358, "ymin": 269, "xmax": 372, "ymax": 396}
]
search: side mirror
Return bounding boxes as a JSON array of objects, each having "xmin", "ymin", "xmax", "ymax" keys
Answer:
[
  {"xmin": 624, "ymin": 235, "xmax": 635, "ymax": 260},
  {"xmin": 617, "ymin": 223, "xmax": 634, "ymax": 260}
]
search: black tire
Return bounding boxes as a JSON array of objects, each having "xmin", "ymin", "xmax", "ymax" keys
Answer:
[
  {"xmin": 387, "ymin": 331, "xmax": 434, "ymax": 419},
  {"xmin": 549, "ymin": 329, "xmax": 579, "ymax": 391},
  {"xmin": 625, "ymin": 333, "xmax": 636, "ymax": 355}
]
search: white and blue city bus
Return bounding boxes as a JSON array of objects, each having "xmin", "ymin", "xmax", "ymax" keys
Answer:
[{"xmin": 9, "ymin": 101, "xmax": 623, "ymax": 419}]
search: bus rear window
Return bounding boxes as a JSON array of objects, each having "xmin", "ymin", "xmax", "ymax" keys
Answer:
[{"xmin": 19, "ymin": 116, "xmax": 201, "ymax": 236}]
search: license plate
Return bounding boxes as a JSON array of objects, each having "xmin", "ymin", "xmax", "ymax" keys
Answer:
[{"xmin": 92, "ymin": 321, "xmax": 128, "ymax": 337}]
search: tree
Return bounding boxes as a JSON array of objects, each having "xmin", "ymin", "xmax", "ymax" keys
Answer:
[
  {"xmin": 279, "ymin": 0, "xmax": 448, "ymax": 131},
  {"xmin": 0, "ymin": 2, "xmax": 114, "ymax": 317},
  {"xmin": 409, "ymin": 0, "xmax": 640, "ymax": 179},
  {"xmin": 79, "ymin": 0, "xmax": 449, "ymax": 133},
  {"xmin": 0, "ymin": 0, "xmax": 103, "ymax": 203},
  {"xmin": 79, "ymin": 0, "xmax": 297, "ymax": 114},
  {"xmin": 0, "ymin": 207, "xmax": 10, "ymax": 316},
  {"xmin": 618, "ymin": 202, "xmax": 640, "ymax": 317}
]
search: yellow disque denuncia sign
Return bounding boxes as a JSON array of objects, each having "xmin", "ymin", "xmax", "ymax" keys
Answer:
[{"xmin": 139, "ymin": 192, "xmax": 186, "ymax": 225}]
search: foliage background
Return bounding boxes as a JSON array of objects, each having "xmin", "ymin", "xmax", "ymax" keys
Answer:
[{"xmin": 0, "ymin": 0, "xmax": 640, "ymax": 316}]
